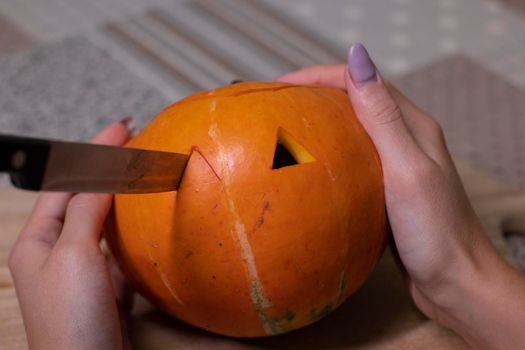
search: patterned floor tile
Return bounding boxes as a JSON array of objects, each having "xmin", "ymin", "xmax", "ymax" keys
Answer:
[
  {"xmin": 0, "ymin": 0, "xmax": 523, "ymax": 189},
  {"xmin": 0, "ymin": 0, "xmax": 185, "ymax": 42},
  {"xmin": 394, "ymin": 54, "xmax": 525, "ymax": 189},
  {"xmin": 262, "ymin": 0, "xmax": 525, "ymax": 86},
  {"xmin": 86, "ymin": 0, "xmax": 347, "ymax": 102},
  {"xmin": 0, "ymin": 36, "xmax": 168, "ymax": 141}
]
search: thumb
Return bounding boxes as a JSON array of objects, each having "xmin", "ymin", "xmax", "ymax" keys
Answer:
[{"xmin": 344, "ymin": 44, "xmax": 422, "ymax": 167}]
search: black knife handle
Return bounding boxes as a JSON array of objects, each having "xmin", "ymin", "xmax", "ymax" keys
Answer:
[{"xmin": 0, "ymin": 134, "xmax": 51, "ymax": 190}]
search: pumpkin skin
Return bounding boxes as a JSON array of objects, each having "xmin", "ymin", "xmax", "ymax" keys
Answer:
[{"xmin": 106, "ymin": 82, "xmax": 387, "ymax": 337}]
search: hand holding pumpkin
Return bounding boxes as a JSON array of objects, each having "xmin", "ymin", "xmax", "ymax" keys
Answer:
[
  {"xmin": 278, "ymin": 43, "xmax": 525, "ymax": 349},
  {"xmin": 8, "ymin": 41, "xmax": 525, "ymax": 349},
  {"xmin": 8, "ymin": 120, "xmax": 134, "ymax": 350}
]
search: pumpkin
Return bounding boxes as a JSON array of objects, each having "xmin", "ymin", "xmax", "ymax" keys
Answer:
[{"xmin": 106, "ymin": 82, "xmax": 387, "ymax": 337}]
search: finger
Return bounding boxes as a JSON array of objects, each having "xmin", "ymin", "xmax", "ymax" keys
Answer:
[
  {"xmin": 11, "ymin": 119, "xmax": 134, "ymax": 278},
  {"xmin": 275, "ymin": 64, "xmax": 346, "ymax": 89},
  {"xmin": 278, "ymin": 62, "xmax": 447, "ymax": 164},
  {"xmin": 107, "ymin": 255, "xmax": 134, "ymax": 350},
  {"xmin": 109, "ymin": 259, "xmax": 134, "ymax": 311},
  {"xmin": 345, "ymin": 44, "xmax": 426, "ymax": 170},
  {"xmin": 19, "ymin": 118, "xmax": 133, "ymax": 246},
  {"xmin": 91, "ymin": 117, "xmax": 135, "ymax": 145},
  {"xmin": 57, "ymin": 192, "xmax": 113, "ymax": 248}
]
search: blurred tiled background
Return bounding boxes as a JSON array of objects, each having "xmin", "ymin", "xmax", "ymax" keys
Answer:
[
  {"xmin": 0, "ymin": 0, "xmax": 524, "ymax": 260},
  {"xmin": 1, "ymin": 0, "xmax": 524, "ymax": 187}
]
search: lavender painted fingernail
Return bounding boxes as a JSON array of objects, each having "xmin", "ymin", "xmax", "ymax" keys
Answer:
[
  {"xmin": 348, "ymin": 43, "xmax": 377, "ymax": 85},
  {"xmin": 120, "ymin": 117, "xmax": 138, "ymax": 136}
]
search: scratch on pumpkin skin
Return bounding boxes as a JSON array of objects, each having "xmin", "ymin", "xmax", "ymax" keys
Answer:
[
  {"xmin": 258, "ymin": 201, "xmax": 270, "ymax": 226},
  {"xmin": 160, "ymin": 272, "xmax": 184, "ymax": 305},
  {"xmin": 207, "ymin": 100, "xmax": 280, "ymax": 335},
  {"xmin": 254, "ymin": 201, "xmax": 270, "ymax": 229}
]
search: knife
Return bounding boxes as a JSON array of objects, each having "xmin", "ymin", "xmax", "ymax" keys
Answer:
[{"xmin": 0, "ymin": 134, "xmax": 189, "ymax": 194}]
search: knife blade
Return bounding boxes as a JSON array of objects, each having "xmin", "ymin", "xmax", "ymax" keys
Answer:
[{"xmin": 0, "ymin": 134, "xmax": 189, "ymax": 194}]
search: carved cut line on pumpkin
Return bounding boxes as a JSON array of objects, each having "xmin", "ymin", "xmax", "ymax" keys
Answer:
[{"xmin": 272, "ymin": 128, "xmax": 316, "ymax": 169}]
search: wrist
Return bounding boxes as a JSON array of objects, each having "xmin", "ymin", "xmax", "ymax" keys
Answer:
[{"xmin": 432, "ymin": 231, "xmax": 525, "ymax": 349}]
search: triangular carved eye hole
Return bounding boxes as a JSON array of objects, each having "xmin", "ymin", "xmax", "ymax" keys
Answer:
[{"xmin": 272, "ymin": 128, "xmax": 316, "ymax": 169}]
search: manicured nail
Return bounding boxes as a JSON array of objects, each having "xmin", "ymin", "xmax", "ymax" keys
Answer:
[
  {"xmin": 120, "ymin": 117, "xmax": 138, "ymax": 136},
  {"xmin": 348, "ymin": 43, "xmax": 377, "ymax": 86}
]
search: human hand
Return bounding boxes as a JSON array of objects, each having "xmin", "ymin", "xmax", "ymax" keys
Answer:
[
  {"xmin": 277, "ymin": 44, "xmax": 525, "ymax": 349},
  {"xmin": 8, "ymin": 119, "xmax": 135, "ymax": 350}
]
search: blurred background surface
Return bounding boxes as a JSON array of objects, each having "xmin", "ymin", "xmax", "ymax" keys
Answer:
[
  {"xmin": 0, "ymin": 0, "xmax": 524, "ymax": 253},
  {"xmin": 0, "ymin": 0, "xmax": 524, "ymax": 189},
  {"xmin": 1, "ymin": 2, "xmax": 525, "ymax": 348}
]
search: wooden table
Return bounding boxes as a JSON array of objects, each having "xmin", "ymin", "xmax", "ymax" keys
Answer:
[{"xmin": 1, "ymin": 158, "xmax": 524, "ymax": 349}]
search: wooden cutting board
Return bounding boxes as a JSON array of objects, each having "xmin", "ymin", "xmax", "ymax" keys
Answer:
[{"xmin": 1, "ymin": 157, "xmax": 524, "ymax": 350}]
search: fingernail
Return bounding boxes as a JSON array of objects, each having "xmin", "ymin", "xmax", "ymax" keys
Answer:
[
  {"xmin": 120, "ymin": 117, "xmax": 138, "ymax": 136},
  {"xmin": 348, "ymin": 43, "xmax": 377, "ymax": 86}
]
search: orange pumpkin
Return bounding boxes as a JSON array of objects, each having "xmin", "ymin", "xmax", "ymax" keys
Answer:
[{"xmin": 106, "ymin": 82, "xmax": 387, "ymax": 337}]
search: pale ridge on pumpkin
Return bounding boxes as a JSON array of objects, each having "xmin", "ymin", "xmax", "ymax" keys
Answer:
[
  {"xmin": 160, "ymin": 272, "xmax": 184, "ymax": 305},
  {"xmin": 335, "ymin": 270, "xmax": 347, "ymax": 305},
  {"xmin": 134, "ymin": 203, "xmax": 185, "ymax": 306},
  {"xmin": 209, "ymin": 99, "xmax": 217, "ymax": 112},
  {"xmin": 207, "ymin": 100, "xmax": 279, "ymax": 335},
  {"xmin": 143, "ymin": 231, "xmax": 184, "ymax": 306},
  {"xmin": 301, "ymin": 115, "xmax": 311, "ymax": 130},
  {"xmin": 325, "ymin": 165, "xmax": 336, "ymax": 182}
]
